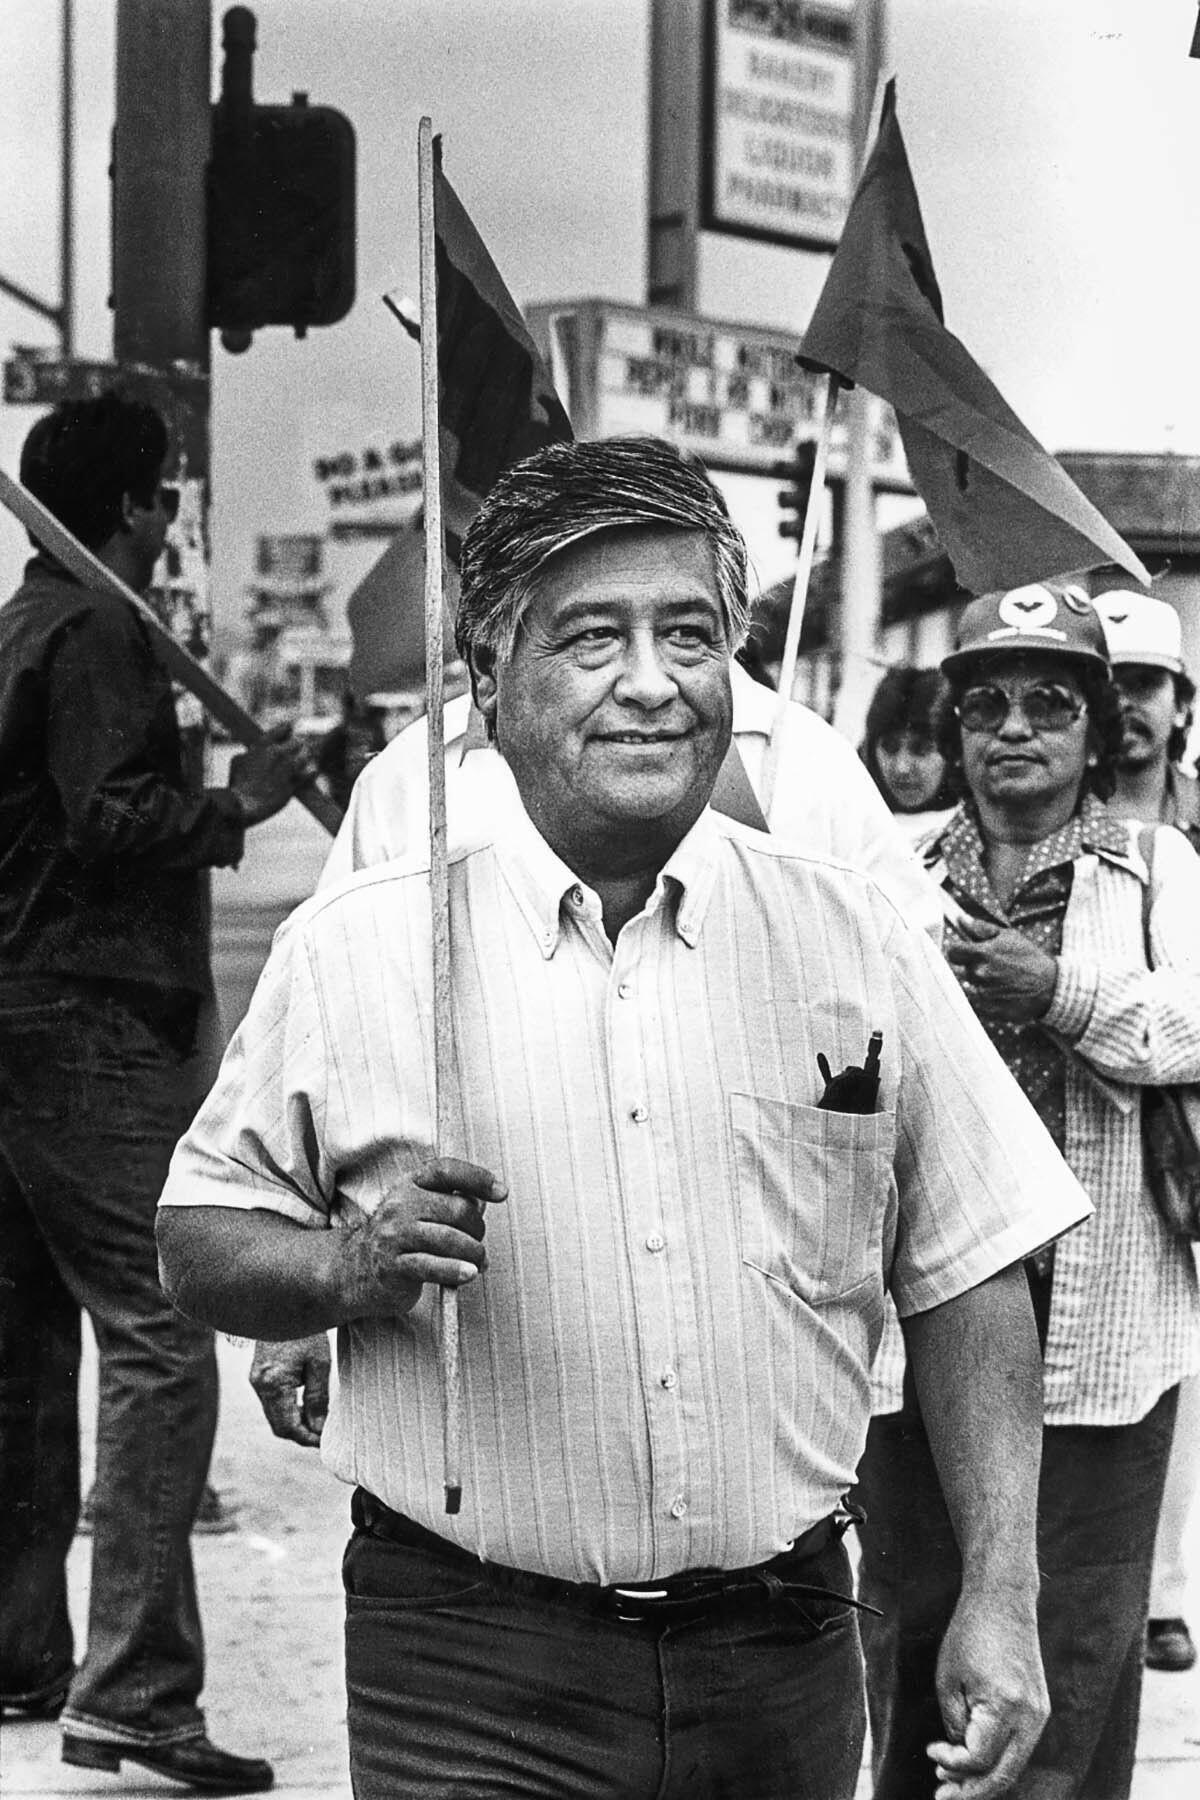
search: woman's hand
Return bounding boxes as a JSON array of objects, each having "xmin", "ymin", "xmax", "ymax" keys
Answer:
[{"xmin": 945, "ymin": 917, "xmax": 1058, "ymax": 1023}]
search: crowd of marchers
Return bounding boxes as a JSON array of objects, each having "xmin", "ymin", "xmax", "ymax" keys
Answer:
[{"xmin": 2, "ymin": 393, "xmax": 1199, "ymax": 1800}]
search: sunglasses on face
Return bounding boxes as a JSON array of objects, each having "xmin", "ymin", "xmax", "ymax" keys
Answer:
[
  {"xmin": 955, "ymin": 682, "xmax": 1086, "ymax": 735},
  {"xmin": 157, "ymin": 484, "xmax": 180, "ymax": 523}
]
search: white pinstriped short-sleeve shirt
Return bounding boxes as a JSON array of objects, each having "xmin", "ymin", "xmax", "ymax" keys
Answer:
[{"xmin": 162, "ymin": 800, "xmax": 1090, "ymax": 1584}]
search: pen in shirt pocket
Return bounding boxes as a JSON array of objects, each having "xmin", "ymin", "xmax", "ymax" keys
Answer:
[{"xmin": 816, "ymin": 1031, "xmax": 883, "ymax": 1115}]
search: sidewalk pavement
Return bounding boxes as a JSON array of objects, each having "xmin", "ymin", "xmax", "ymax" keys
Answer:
[{"xmin": 4, "ymin": 1334, "xmax": 1198, "ymax": 1799}]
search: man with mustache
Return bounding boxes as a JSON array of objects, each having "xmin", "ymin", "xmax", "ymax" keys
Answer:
[{"xmin": 1096, "ymin": 590, "xmax": 1198, "ymax": 848}]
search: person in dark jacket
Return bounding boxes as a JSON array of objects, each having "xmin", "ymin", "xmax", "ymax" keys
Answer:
[{"xmin": 0, "ymin": 393, "xmax": 309, "ymax": 1793}]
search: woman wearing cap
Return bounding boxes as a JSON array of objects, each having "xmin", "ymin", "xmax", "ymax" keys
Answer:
[{"xmin": 857, "ymin": 581, "xmax": 1200, "ymax": 1800}]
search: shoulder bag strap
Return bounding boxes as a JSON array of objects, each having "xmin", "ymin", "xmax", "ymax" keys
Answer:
[{"xmin": 1137, "ymin": 823, "xmax": 1156, "ymax": 968}]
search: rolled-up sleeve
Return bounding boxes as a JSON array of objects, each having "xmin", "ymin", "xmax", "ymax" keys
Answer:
[
  {"xmin": 1044, "ymin": 829, "xmax": 1200, "ymax": 1086},
  {"xmin": 160, "ymin": 907, "xmax": 334, "ymax": 1226}
]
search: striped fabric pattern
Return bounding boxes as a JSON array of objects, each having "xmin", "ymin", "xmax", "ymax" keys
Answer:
[
  {"xmin": 875, "ymin": 815, "xmax": 1200, "ymax": 1425},
  {"xmin": 163, "ymin": 802, "xmax": 1088, "ymax": 1584}
]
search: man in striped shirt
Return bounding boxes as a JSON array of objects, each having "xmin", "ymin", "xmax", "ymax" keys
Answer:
[{"xmin": 158, "ymin": 438, "xmax": 1090, "ymax": 1800}]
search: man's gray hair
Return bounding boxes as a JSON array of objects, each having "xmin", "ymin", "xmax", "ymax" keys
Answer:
[{"xmin": 455, "ymin": 436, "xmax": 751, "ymax": 662}]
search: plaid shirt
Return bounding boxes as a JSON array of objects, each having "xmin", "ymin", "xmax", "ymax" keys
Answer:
[{"xmin": 874, "ymin": 802, "xmax": 1200, "ymax": 1426}]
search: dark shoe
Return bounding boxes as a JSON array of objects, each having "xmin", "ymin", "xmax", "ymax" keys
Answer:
[
  {"xmin": 0, "ymin": 1674, "xmax": 72, "ymax": 1721},
  {"xmin": 1146, "ymin": 1617, "xmax": 1197, "ymax": 1671},
  {"xmin": 78, "ymin": 1481, "xmax": 237, "ymax": 1538},
  {"xmin": 63, "ymin": 1732, "xmax": 274, "ymax": 1793}
]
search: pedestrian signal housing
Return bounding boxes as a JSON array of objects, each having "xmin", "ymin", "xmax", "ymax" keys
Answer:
[{"xmin": 206, "ymin": 7, "xmax": 356, "ymax": 351}]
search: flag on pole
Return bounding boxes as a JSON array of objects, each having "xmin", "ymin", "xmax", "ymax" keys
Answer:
[
  {"xmin": 391, "ymin": 141, "xmax": 573, "ymax": 540},
  {"xmin": 347, "ymin": 145, "xmax": 573, "ymax": 696},
  {"xmin": 799, "ymin": 80, "xmax": 1150, "ymax": 595},
  {"xmin": 345, "ymin": 518, "xmax": 460, "ymax": 698}
]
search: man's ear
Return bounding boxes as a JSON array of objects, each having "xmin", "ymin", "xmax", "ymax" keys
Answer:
[
  {"xmin": 467, "ymin": 643, "xmax": 499, "ymax": 736},
  {"xmin": 117, "ymin": 491, "xmax": 137, "ymax": 533}
]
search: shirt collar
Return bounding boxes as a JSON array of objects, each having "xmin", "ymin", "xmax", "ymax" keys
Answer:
[
  {"xmin": 1164, "ymin": 764, "xmax": 1200, "ymax": 829},
  {"xmin": 729, "ymin": 658, "xmax": 776, "ymax": 735},
  {"xmin": 936, "ymin": 791, "xmax": 1132, "ymax": 914},
  {"xmin": 493, "ymin": 791, "xmax": 724, "ymax": 958},
  {"xmin": 1078, "ymin": 791, "xmax": 1138, "ymax": 860}
]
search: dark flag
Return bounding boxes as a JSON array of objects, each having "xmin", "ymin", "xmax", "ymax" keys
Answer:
[
  {"xmin": 799, "ymin": 81, "xmax": 1149, "ymax": 594},
  {"xmin": 349, "ymin": 147, "xmax": 573, "ymax": 695},
  {"xmin": 390, "ymin": 143, "xmax": 573, "ymax": 538},
  {"xmin": 430, "ymin": 151, "xmax": 573, "ymax": 535},
  {"xmin": 346, "ymin": 519, "xmax": 460, "ymax": 699}
]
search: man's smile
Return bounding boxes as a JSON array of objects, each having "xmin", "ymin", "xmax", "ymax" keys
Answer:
[{"xmin": 592, "ymin": 729, "xmax": 690, "ymax": 744}]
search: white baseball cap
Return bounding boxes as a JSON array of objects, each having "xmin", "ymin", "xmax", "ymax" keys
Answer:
[{"xmin": 1095, "ymin": 591, "xmax": 1185, "ymax": 674}]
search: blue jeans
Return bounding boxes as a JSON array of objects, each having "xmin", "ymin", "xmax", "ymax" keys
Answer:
[
  {"xmin": 342, "ymin": 1503, "xmax": 867, "ymax": 1798},
  {"xmin": 0, "ymin": 982, "xmax": 218, "ymax": 1745}
]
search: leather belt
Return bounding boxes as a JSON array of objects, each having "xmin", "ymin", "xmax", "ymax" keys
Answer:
[{"xmin": 352, "ymin": 1488, "xmax": 860, "ymax": 1626}]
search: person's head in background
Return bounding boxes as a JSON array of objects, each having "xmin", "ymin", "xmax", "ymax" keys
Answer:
[
  {"xmin": 1094, "ymin": 591, "xmax": 1195, "ymax": 779},
  {"xmin": 860, "ymin": 667, "xmax": 957, "ymax": 814},
  {"xmin": 20, "ymin": 391, "xmax": 172, "ymax": 593}
]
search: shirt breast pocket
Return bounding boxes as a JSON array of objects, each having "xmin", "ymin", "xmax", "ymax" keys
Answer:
[{"xmin": 729, "ymin": 1091, "xmax": 895, "ymax": 1305}]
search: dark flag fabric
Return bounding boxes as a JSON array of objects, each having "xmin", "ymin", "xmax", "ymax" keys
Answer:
[
  {"xmin": 349, "ymin": 147, "xmax": 573, "ymax": 695},
  {"xmin": 430, "ymin": 153, "xmax": 573, "ymax": 537},
  {"xmin": 346, "ymin": 521, "xmax": 459, "ymax": 700},
  {"xmin": 800, "ymin": 80, "xmax": 1149, "ymax": 594},
  {"xmin": 390, "ymin": 144, "xmax": 574, "ymax": 539}
]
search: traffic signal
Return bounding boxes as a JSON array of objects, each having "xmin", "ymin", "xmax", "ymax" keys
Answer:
[
  {"xmin": 206, "ymin": 7, "xmax": 356, "ymax": 351},
  {"xmin": 774, "ymin": 441, "xmax": 818, "ymax": 543}
]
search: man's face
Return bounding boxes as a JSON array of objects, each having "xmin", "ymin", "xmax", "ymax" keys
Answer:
[
  {"xmin": 472, "ymin": 526, "xmax": 734, "ymax": 868},
  {"xmin": 957, "ymin": 653, "xmax": 1093, "ymax": 818},
  {"xmin": 1112, "ymin": 663, "xmax": 1187, "ymax": 771}
]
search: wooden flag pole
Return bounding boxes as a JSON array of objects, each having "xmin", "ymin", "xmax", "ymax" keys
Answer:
[
  {"xmin": 759, "ymin": 375, "xmax": 842, "ymax": 820},
  {"xmin": 416, "ymin": 117, "xmax": 462, "ymax": 1516},
  {"xmin": 0, "ymin": 469, "xmax": 343, "ymax": 837}
]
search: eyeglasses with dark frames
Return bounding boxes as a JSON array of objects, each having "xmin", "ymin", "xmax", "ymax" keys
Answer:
[{"xmin": 955, "ymin": 683, "xmax": 1086, "ymax": 735}]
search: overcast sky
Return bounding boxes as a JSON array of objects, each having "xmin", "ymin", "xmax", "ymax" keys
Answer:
[{"xmin": 3, "ymin": 0, "xmax": 1200, "ymax": 622}]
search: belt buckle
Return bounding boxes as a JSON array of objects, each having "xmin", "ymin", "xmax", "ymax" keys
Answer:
[{"xmin": 610, "ymin": 1584, "xmax": 670, "ymax": 1624}]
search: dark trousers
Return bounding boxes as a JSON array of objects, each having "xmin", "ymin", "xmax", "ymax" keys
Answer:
[
  {"xmin": 343, "ymin": 1509, "xmax": 867, "ymax": 1798},
  {"xmin": 0, "ymin": 983, "xmax": 218, "ymax": 1744},
  {"xmin": 854, "ymin": 1385, "xmax": 1178, "ymax": 1800}
]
